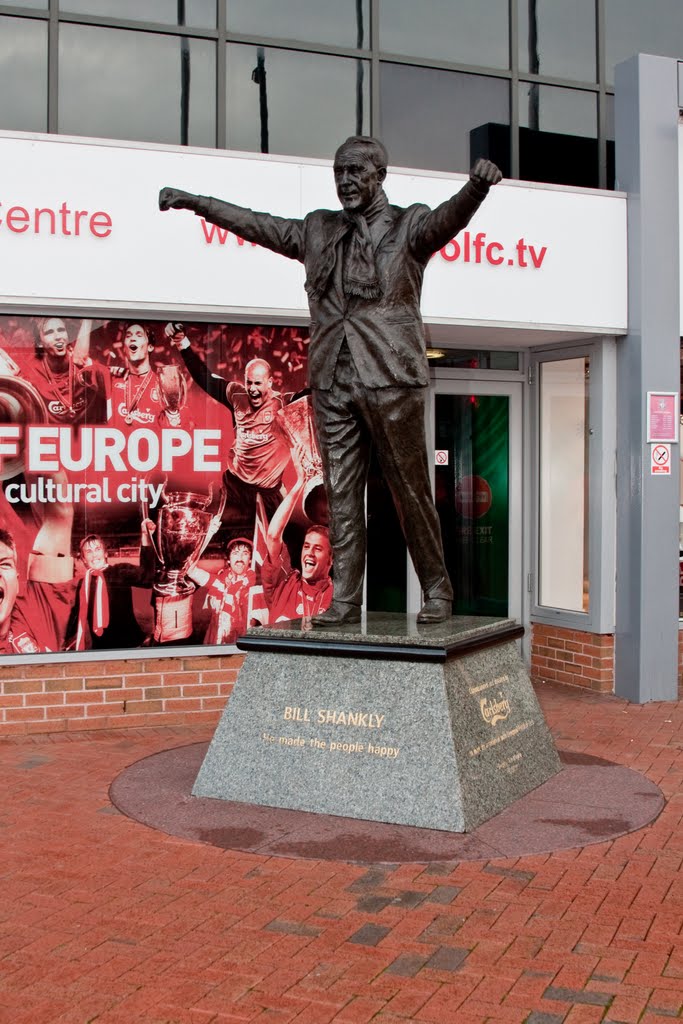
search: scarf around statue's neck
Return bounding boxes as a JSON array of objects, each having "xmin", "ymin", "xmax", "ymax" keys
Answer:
[{"xmin": 305, "ymin": 187, "xmax": 389, "ymax": 302}]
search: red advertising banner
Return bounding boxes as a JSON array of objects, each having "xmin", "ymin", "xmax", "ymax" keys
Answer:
[{"xmin": 0, "ymin": 315, "xmax": 331, "ymax": 657}]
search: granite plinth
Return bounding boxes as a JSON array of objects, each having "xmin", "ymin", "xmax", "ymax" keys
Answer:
[
  {"xmin": 237, "ymin": 612, "xmax": 524, "ymax": 661},
  {"xmin": 193, "ymin": 615, "xmax": 561, "ymax": 832}
]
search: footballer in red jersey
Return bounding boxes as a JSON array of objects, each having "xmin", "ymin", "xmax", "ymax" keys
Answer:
[
  {"xmin": 22, "ymin": 316, "xmax": 109, "ymax": 425},
  {"xmin": 169, "ymin": 324, "xmax": 296, "ymax": 525}
]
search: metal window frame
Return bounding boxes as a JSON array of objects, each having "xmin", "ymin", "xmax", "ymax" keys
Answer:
[{"xmin": 1, "ymin": 0, "xmax": 614, "ymax": 186}]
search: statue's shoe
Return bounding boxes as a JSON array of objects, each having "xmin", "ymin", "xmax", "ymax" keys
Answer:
[
  {"xmin": 312, "ymin": 601, "xmax": 361, "ymax": 627},
  {"xmin": 416, "ymin": 598, "xmax": 451, "ymax": 624}
]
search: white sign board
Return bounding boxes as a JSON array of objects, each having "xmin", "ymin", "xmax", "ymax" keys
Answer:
[{"xmin": 0, "ymin": 132, "xmax": 627, "ymax": 332}]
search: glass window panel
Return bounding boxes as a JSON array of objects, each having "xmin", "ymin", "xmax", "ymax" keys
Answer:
[
  {"xmin": 11, "ymin": 0, "xmax": 47, "ymax": 7},
  {"xmin": 380, "ymin": 63, "xmax": 509, "ymax": 174},
  {"xmin": 227, "ymin": 0, "xmax": 369, "ymax": 49},
  {"xmin": 435, "ymin": 394, "xmax": 510, "ymax": 617},
  {"xmin": 227, "ymin": 44, "xmax": 369, "ymax": 159},
  {"xmin": 680, "ymin": 341, "xmax": 683, "ymax": 619},
  {"xmin": 427, "ymin": 349, "xmax": 519, "ymax": 370},
  {"xmin": 519, "ymin": 84, "xmax": 598, "ymax": 187},
  {"xmin": 379, "ymin": 0, "xmax": 509, "ymax": 70},
  {"xmin": 606, "ymin": 0, "xmax": 683, "ymax": 86},
  {"xmin": 367, "ymin": 448, "xmax": 407, "ymax": 613},
  {"xmin": 538, "ymin": 357, "xmax": 590, "ymax": 612},
  {"xmin": 519, "ymin": 83, "xmax": 596, "ymax": 137},
  {"xmin": 605, "ymin": 94, "xmax": 614, "ymax": 142},
  {"xmin": 518, "ymin": 0, "xmax": 596, "ymax": 82},
  {"xmin": 0, "ymin": 16, "xmax": 47, "ymax": 132},
  {"xmin": 59, "ymin": 25, "xmax": 216, "ymax": 146},
  {"xmin": 59, "ymin": 0, "xmax": 216, "ymax": 28},
  {"xmin": 605, "ymin": 94, "xmax": 615, "ymax": 190}
]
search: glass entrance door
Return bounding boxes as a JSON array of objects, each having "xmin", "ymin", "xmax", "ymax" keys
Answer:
[{"xmin": 428, "ymin": 379, "xmax": 523, "ymax": 620}]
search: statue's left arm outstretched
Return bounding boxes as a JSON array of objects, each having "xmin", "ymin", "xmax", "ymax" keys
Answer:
[{"xmin": 159, "ymin": 186, "xmax": 305, "ymax": 262}]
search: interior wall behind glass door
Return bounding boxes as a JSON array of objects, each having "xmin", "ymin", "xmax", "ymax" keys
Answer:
[{"xmin": 435, "ymin": 394, "xmax": 510, "ymax": 616}]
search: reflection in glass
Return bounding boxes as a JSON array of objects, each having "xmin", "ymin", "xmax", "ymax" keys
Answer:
[
  {"xmin": 435, "ymin": 394, "xmax": 510, "ymax": 617},
  {"xmin": 227, "ymin": 0, "xmax": 369, "ymax": 49},
  {"xmin": 380, "ymin": 63, "xmax": 509, "ymax": 174},
  {"xmin": 519, "ymin": 0, "xmax": 596, "ymax": 82},
  {"xmin": 606, "ymin": 0, "xmax": 683, "ymax": 85},
  {"xmin": 427, "ymin": 350, "xmax": 519, "ymax": 371},
  {"xmin": 605, "ymin": 94, "xmax": 615, "ymax": 190},
  {"xmin": 11, "ymin": 0, "xmax": 47, "ymax": 7},
  {"xmin": 367, "ymin": 447, "xmax": 406, "ymax": 613},
  {"xmin": 59, "ymin": 0, "xmax": 216, "ymax": 28},
  {"xmin": 59, "ymin": 25, "xmax": 215, "ymax": 146},
  {"xmin": 0, "ymin": 17, "xmax": 47, "ymax": 132},
  {"xmin": 538, "ymin": 358, "xmax": 589, "ymax": 612},
  {"xmin": 606, "ymin": 94, "xmax": 614, "ymax": 141},
  {"xmin": 519, "ymin": 83, "xmax": 596, "ymax": 137},
  {"xmin": 227, "ymin": 45, "xmax": 369, "ymax": 159},
  {"xmin": 519, "ymin": 83, "xmax": 598, "ymax": 187},
  {"xmin": 380, "ymin": 0, "xmax": 508, "ymax": 69}
]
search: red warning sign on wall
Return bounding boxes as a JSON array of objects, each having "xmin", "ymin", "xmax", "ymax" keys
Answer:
[{"xmin": 650, "ymin": 443, "xmax": 671, "ymax": 475}]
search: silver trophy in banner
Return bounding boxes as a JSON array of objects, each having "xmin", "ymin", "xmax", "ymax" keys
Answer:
[
  {"xmin": 157, "ymin": 363, "xmax": 188, "ymax": 426},
  {"xmin": 0, "ymin": 347, "xmax": 48, "ymax": 480},
  {"xmin": 142, "ymin": 481, "xmax": 227, "ymax": 596},
  {"xmin": 280, "ymin": 395, "xmax": 327, "ymax": 523}
]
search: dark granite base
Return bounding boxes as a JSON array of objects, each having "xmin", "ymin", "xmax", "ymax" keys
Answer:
[
  {"xmin": 237, "ymin": 612, "xmax": 524, "ymax": 661},
  {"xmin": 193, "ymin": 616, "xmax": 561, "ymax": 832}
]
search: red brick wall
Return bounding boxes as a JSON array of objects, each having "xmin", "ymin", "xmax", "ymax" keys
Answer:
[
  {"xmin": 6, "ymin": 622, "xmax": 654, "ymax": 735},
  {"xmin": 0, "ymin": 653, "xmax": 244, "ymax": 736},
  {"xmin": 531, "ymin": 623, "xmax": 614, "ymax": 693},
  {"xmin": 2, "ymin": 627, "xmax": 678, "ymax": 735}
]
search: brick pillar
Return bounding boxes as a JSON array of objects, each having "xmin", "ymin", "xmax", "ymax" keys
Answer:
[{"xmin": 531, "ymin": 624, "xmax": 614, "ymax": 693}]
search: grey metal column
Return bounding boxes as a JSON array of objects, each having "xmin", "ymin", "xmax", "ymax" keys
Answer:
[{"xmin": 614, "ymin": 54, "xmax": 680, "ymax": 702}]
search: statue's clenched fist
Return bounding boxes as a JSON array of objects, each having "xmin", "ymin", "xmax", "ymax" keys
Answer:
[
  {"xmin": 469, "ymin": 158, "xmax": 503, "ymax": 187},
  {"xmin": 158, "ymin": 186, "xmax": 196, "ymax": 211}
]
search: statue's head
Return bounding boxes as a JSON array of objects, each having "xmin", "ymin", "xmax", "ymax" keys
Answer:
[{"xmin": 333, "ymin": 136, "xmax": 388, "ymax": 212}]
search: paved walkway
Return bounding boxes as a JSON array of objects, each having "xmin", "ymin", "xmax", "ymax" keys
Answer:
[{"xmin": 1, "ymin": 681, "xmax": 681, "ymax": 1024}]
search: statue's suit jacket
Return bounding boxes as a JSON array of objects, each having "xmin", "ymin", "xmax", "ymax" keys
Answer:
[{"xmin": 193, "ymin": 178, "xmax": 489, "ymax": 389}]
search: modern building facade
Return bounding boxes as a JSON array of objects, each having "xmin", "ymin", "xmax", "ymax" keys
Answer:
[
  {"xmin": 0, "ymin": 2, "xmax": 681, "ymax": 732},
  {"xmin": 5, "ymin": 0, "xmax": 683, "ymax": 187}
]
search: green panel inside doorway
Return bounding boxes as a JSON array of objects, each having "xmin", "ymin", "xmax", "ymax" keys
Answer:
[{"xmin": 435, "ymin": 394, "xmax": 509, "ymax": 616}]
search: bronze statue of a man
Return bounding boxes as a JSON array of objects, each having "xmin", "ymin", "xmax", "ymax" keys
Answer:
[{"xmin": 160, "ymin": 137, "xmax": 501, "ymax": 625}]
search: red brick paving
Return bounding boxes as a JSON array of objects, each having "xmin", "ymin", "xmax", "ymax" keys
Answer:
[{"xmin": 0, "ymin": 681, "xmax": 681, "ymax": 1024}]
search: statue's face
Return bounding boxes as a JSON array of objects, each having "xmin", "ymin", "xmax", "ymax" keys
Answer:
[{"xmin": 334, "ymin": 149, "xmax": 384, "ymax": 212}]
